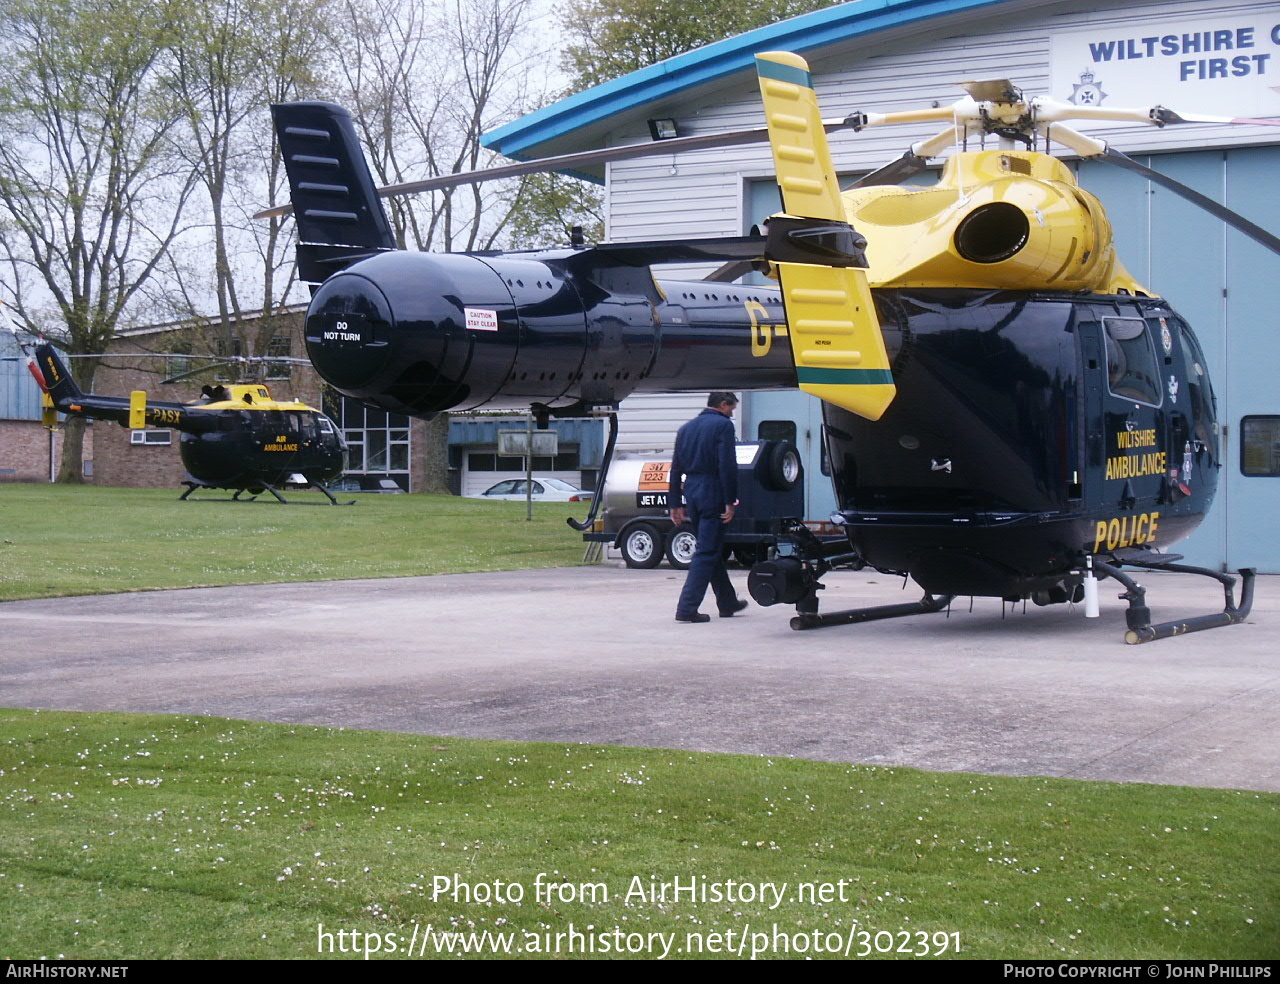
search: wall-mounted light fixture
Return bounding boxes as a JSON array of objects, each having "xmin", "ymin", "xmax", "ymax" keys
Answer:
[{"xmin": 647, "ymin": 118, "xmax": 679, "ymax": 141}]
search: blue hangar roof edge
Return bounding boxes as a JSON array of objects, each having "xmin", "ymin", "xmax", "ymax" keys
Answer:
[{"xmin": 483, "ymin": 0, "xmax": 1025, "ymax": 161}]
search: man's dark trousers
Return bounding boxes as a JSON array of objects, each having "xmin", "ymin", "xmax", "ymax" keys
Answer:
[{"xmin": 675, "ymin": 474, "xmax": 737, "ymax": 617}]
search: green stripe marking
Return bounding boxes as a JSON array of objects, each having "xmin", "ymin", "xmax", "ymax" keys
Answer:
[
  {"xmin": 755, "ymin": 57, "xmax": 812, "ymax": 90},
  {"xmin": 796, "ymin": 367, "xmax": 894, "ymax": 386}
]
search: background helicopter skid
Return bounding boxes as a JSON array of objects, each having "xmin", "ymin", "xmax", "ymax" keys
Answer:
[{"xmin": 176, "ymin": 475, "xmax": 356, "ymax": 506}]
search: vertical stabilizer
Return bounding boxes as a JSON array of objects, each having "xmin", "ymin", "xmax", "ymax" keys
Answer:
[
  {"xmin": 755, "ymin": 51, "xmax": 895, "ymax": 421},
  {"xmin": 271, "ymin": 101, "xmax": 397, "ymax": 282},
  {"xmin": 32, "ymin": 344, "xmax": 84, "ymax": 406}
]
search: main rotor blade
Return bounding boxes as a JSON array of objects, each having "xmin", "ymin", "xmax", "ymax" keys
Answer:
[
  {"xmin": 957, "ymin": 78, "xmax": 1019, "ymax": 103},
  {"xmin": 847, "ymin": 123, "xmax": 961, "ymax": 188},
  {"xmin": 850, "ymin": 152, "xmax": 931, "ymax": 188},
  {"xmin": 1100, "ymin": 147, "xmax": 1280, "ymax": 256},
  {"xmin": 255, "ymin": 119, "xmax": 851, "ymax": 220},
  {"xmin": 704, "ymin": 259, "xmax": 758, "ymax": 281},
  {"xmin": 160, "ymin": 355, "xmax": 315, "ymax": 385},
  {"xmin": 1153, "ymin": 108, "xmax": 1280, "ymax": 127}
]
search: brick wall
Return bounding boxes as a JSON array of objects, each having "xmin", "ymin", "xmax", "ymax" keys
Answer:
[
  {"xmin": 89, "ymin": 424, "xmax": 187, "ymax": 489},
  {"xmin": 0, "ymin": 420, "xmax": 56, "ymax": 482},
  {"xmin": 0, "ymin": 419, "xmax": 93, "ymax": 483}
]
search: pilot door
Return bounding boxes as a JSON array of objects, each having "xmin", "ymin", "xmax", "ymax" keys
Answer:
[{"xmin": 1078, "ymin": 301, "xmax": 1215, "ymax": 556}]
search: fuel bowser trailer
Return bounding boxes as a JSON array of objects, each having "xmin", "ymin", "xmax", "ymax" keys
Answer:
[{"xmin": 584, "ymin": 441, "xmax": 806, "ymax": 569}]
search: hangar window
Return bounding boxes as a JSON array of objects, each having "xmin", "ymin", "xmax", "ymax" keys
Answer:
[
  {"xmin": 165, "ymin": 340, "xmax": 193, "ymax": 380},
  {"xmin": 1240, "ymin": 416, "xmax": 1280, "ymax": 476},
  {"xmin": 212, "ymin": 336, "xmax": 243, "ymax": 381},
  {"xmin": 468, "ymin": 451, "xmax": 580, "ymax": 471}
]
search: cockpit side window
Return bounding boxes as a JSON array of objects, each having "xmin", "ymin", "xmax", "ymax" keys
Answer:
[{"xmin": 1103, "ymin": 317, "xmax": 1161, "ymax": 406}]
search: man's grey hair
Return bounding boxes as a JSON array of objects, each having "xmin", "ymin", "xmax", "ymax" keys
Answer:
[{"xmin": 707, "ymin": 391, "xmax": 738, "ymax": 407}]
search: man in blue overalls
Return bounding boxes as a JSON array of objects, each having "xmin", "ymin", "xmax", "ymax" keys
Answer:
[{"xmin": 668, "ymin": 392, "xmax": 749, "ymax": 622}]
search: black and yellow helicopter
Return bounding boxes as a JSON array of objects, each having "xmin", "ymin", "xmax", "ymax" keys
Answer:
[
  {"xmin": 265, "ymin": 51, "xmax": 1277, "ymax": 640},
  {"xmin": 3, "ymin": 307, "xmax": 349, "ymax": 503}
]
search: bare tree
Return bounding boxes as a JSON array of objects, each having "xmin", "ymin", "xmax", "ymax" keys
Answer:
[
  {"xmin": 330, "ymin": 0, "xmax": 543, "ymax": 253},
  {"xmin": 506, "ymin": 171, "xmax": 606, "ymax": 248},
  {"xmin": 157, "ymin": 0, "xmax": 332, "ymax": 375},
  {"xmin": 0, "ymin": 0, "xmax": 200, "ymax": 481}
]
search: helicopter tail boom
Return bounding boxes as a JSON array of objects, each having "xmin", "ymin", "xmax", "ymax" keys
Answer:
[{"xmin": 31, "ymin": 342, "xmax": 199, "ymax": 431}]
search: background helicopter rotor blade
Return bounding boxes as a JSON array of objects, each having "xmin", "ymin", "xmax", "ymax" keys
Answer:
[
  {"xmin": 160, "ymin": 362, "xmax": 236, "ymax": 384},
  {"xmin": 1098, "ymin": 147, "xmax": 1280, "ymax": 256},
  {"xmin": 159, "ymin": 354, "xmax": 315, "ymax": 385},
  {"xmin": 255, "ymin": 118, "xmax": 853, "ymax": 220}
]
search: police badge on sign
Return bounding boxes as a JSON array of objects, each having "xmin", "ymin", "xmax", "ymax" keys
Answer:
[{"xmin": 1070, "ymin": 69, "xmax": 1108, "ymax": 107}]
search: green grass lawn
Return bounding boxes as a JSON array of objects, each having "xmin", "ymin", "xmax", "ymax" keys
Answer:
[
  {"xmin": 1, "ymin": 710, "xmax": 1275, "ymax": 960},
  {"xmin": 0, "ymin": 484, "xmax": 586, "ymax": 600},
  {"xmin": 2, "ymin": 486, "xmax": 1276, "ymax": 960}
]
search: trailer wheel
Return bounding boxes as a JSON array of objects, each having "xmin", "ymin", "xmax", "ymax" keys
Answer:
[
  {"xmin": 759, "ymin": 441, "xmax": 803, "ymax": 491},
  {"xmin": 665, "ymin": 526, "xmax": 697, "ymax": 570},
  {"xmin": 621, "ymin": 522, "xmax": 664, "ymax": 569}
]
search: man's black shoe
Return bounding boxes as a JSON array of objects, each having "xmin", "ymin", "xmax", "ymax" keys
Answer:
[
  {"xmin": 675, "ymin": 613, "xmax": 711, "ymax": 623},
  {"xmin": 719, "ymin": 598, "xmax": 750, "ymax": 617}
]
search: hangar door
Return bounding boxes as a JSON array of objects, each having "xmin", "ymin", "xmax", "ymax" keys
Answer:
[{"xmin": 1080, "ymin": 146, "xmax": 1280, "ymax": 573}]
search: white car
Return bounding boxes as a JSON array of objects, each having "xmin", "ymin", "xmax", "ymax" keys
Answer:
[{"xmin": 474, "ymin": 477, "xmax": 594, "ymax": 502}]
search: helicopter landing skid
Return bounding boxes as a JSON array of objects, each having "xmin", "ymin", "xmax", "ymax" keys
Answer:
[
  {"xmin": 234, "ymin": 485, "xmax": 287, "ymax": 504},
  {"xmin": 789, "ymin": 590, "xmax": 955, "ymax": 630},
  {"xmin": 180, "ymin": 482, "xmax": 355, "ymax": 505},
  {"xmin": 1092, "ymin": 560, "xmax": 1256, "ymax": 644}
]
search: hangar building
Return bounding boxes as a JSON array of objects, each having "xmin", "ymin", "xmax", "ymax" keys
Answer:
[{"xmin": 485, "ymin": 0, "xmax": 1280, "ymax": 572}]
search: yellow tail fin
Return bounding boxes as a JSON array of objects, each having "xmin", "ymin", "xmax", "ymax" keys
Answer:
[
  {"xmin": 755, "ymin": 51, "xmax": 895, "ymax": 420},
  {"xmin": 129, "ymin": 390, "xmax": 147, "ymax": 430}
]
